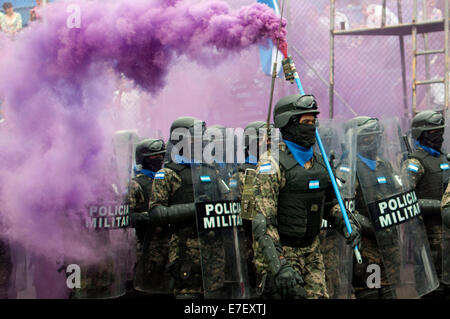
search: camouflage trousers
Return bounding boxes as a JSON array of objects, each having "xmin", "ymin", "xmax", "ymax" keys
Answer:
[
  {"xmin": 168, "ymin": 230, "xmax": 225, "ymax": 297},
  {"xmin": 256, "ymin": 236, "xmax": 328, "ymax": 299},
  {"xmin": 353, "ymin": 233, "xmax": 399, "ymax": 299}
]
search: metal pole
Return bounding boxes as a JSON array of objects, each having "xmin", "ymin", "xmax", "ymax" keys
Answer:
[
  {"xmin": 329, "ymin": 0, "xmax": 335, "ymax": 118},
  {"xmin": 422, "ymin": 0, "xmax": 432, "ymax": 108},
  {"xmin": 397, "ymin": 0, "xmax": 409, "ymax": 118},
  {"xmin": 412, "ymin": 0, "xmax": 418, "ymax": 114},
  {"xmin": 382, "ymin": 0, "xmax": 387, "ymax": 27},
  {"xmin": 445, "ymin": 0, "xmax": 449, "ymax": 111}
]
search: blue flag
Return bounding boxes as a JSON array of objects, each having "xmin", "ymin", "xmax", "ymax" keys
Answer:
[{"xmin": 257, "ymin": 0, "xmax": 283, "ymax": 76}]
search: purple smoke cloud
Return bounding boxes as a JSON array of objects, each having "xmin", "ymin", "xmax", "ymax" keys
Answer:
[{"xmin": 0, "ymin": 0, "xmax": 286, "ymax": 296}]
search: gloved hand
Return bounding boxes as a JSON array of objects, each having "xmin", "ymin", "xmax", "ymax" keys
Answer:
[
  {"xmin": 343, "ymin": 222, "xmax": 361, "ymax": 249},
  {"xmin": 274, "ymin": 259, "xmax": 306, "ymax": 298}
]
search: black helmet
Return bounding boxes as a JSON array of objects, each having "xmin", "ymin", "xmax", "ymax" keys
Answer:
[
  {"xmin": 169, "ymin": 116, "xmax": 206, "ymax": 142},
  {"xmin": 411, "ymin": 110, "xmax": 445, "ymax": 140},
  {"xmin": 346, "ymin": 116, "xmax": 384, "ymax": 137},
  {"xmin": 135, "ymin": 139, "xmax": 166, "ymax": 166},
  {"xmin": 347, "ymin": 116, "xmax": 383, "ymax": 159},
  {"xmin": 273, "ymin": 94, "xmax": 320, "ymax": 128}
]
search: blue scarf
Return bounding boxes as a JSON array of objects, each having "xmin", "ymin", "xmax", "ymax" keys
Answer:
[
  {"xmin": 134, "ymin": 166, "xmax": 156, "ymax": 179},
  {"xmin": 357, "ymin": 153, "xmax": 376, "ymax": 171},
  {"xmin": 245, "ymin": 155, "xmax": 258, "ymax": 165},
  {"xmin": 284, "ymin": 139, "xmax": 313, "ymax": 167},
  {"xmin": 415, "ymin": 140, "xmax": 441, "ymax": 157}
]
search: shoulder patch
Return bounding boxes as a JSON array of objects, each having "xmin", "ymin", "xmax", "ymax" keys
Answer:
[
  {"xmin": 155, "ymin": 172, "xmax": 165, "ymax": 180},
  {"xmin": 339, "ymin": 166, "xmax": 351, "ymax": 173},
  {"xmin": 200, "ymin": 175, "xmax": 211, "ymax": 183},
  {"xmin": 440, "ymin": 163, "xmax": 449, "ymax": 171},
  {"xmin": 259, "ymin": 162, "xmax": 273, "ymax": 174},
  {"xmin": 229, "ymin": 179, "xmax": 238, "ymax": 188},
  {"xmin": 407, "ymin": 163, "xmax": 419, "ymax": 173}
]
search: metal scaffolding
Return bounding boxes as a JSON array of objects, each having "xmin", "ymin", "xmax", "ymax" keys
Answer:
[{"xmin": 329, "ymin": 0, "xmax": 450, "ymax": 118}]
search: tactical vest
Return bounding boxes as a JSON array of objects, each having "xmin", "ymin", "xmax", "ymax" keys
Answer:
[
  {"xmin": 133, "ymin": 174, "xmax": 154, "ymax": 213},
  {"xmin": 409, "ymin": 148, "xmax": 449, "ymax": 200},
  {"xmin": 239, "ymin": 163, "xmax": 257, "ymax": 221},
  {"xmin": 355, "ymin": 159, "xmax": 399, "ymax": 219},
  {"xmin": 277, "ymin": 150, "xmax": 330, "ymax": 247},
  {"xmin": 165, "ymin": 162, "xmax": 195, "ymax": 205}
]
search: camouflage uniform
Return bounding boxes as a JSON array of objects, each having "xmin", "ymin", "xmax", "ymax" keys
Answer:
[
  {"xmin": 441, "ymin": 183, "xmax": 450, "ymax": 286},
  {"xmin": 149, "ymin": 167, "xmax": 224, "ymax": 297},
  {"xmin": 252, "ymin": 143, "xmax": 348, "ymax": 299},
  {"xmin": 127, "ymin": 174, "xmax": 171, "ymax": 295},
  {"xmin": 402, "ymin": 156, "xmax": 443, "ymax": 278},
  {"xmin": 319, "ymin": 228, "xmax": 342, "ymax": 298}
]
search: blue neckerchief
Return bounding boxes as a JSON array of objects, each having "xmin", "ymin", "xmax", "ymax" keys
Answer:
[
  {"xmin": 357, "ymin": 153, "xmax": 376, "ymax": 171},
  {"xmin": 133, "ymin": 165, "xmax": 156, "ymax": 179},
  {"xmin": 415, "ymin": 140, "xmax": 441, "ymax": 157},
  {"xmin": 139, "ymin": 169, "xmax": 156, "ymax": 179},
  {"xmin": 133, "ymin": 166, "xmax": 156, "ymax": 179},
  {"xmin": 284, "ymin": 139, "xmax": 313, "ymax": 168},
  {"xmin": 245, "ymin": 155, "xmax": 258, "ymax": 165}
]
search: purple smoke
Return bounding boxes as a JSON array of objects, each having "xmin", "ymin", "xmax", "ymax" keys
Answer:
[{"xmin": 0, "ymin": 0, "xmax": 286, "ymax": 296}]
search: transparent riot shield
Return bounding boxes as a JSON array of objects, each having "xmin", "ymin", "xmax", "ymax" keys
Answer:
[
  {"xmin": 355, "ymin": 117, "xmax": 439, "ymax": 298},
  {"xmin": 133, "ymin": 138, "xmax": 172, "ymax": 295},
  {"xmin": 69, "ymin": 130, "xmax": 137, "ymax": 299},
  {"xmin": 191, "ymin": 126, "xmax": 250, "ymax": 299},
  {"xmin": 442, "ymin": 112, "xmax": 450, "ymax": 284},
  {"xmin": 317, "ymin": 119, "xmax": 356, "ymax": 299}
]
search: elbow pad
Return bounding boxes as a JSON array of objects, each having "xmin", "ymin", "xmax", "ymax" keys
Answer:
[{"xmin": 252, "ymin": 213, "xmax": 282, "ymax": 275}]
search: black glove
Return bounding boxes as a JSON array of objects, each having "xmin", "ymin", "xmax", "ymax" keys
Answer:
[
  {"xmin": 274, "ymin": 259, "xmax": 306, "ymax": 298},
  {"xmin": 342, "ymin": 222, "xmax": 361, "ymax": 249}
]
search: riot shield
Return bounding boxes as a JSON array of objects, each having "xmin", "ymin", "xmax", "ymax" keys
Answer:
[
  {"xmin": 355, "ymin": 117, "xmax": 439, "ymax": 298},
  {"xmin": 191, "ymin": 126, "xmax": 250, "ymax": 299},
  {"xmin": 442, "ymin": 112, "xmax": 450, "ymax": 284},
  {"xmin": 133, "ymin": 138, "xmax": 172, "ymax": 295},
  {"xmin": 317, "ymin": 119, "xmax": 355, "ymax": 299},
  {"xmin": 69, "ymin": 130, "xmax": 137, "ymax": 299}
]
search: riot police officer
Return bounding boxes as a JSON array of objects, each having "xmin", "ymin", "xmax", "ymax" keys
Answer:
[
  {"xmin": 148, "ymin": 116, "xmax": 205, "ymax": 299},
  {"xmin": 127, "ymin": 138, "xmax": 171, "ymax": 298},
  {"xmin": 251, "ymin": 94, "xmax": 361, "ymax": 299},
  {"xmin": 403, "ymin": 110, "xmax": 450, "ymax": 298}
]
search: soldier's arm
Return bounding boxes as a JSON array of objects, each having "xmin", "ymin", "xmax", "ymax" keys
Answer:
[
  {"xmin": 126, "ymin": 179, "xmax": 149, "ymax": 227},
  {"xmin": 126, "ymin": 179, "xmax": 146, "ymax": 212},
  {"xmin": 401, "ymin": 157, "xmax": 425, "ymax": 189},
  {"xmin": 149, "ymin": 168, "xmax": 180, "ymax": 209},
  {"xmin": 252, "ymin": 158, "xmax": 286, "ymax": 275},
  {"xmin": 148, "ymin": 168, "xmax": 195, "ymax": 226}
]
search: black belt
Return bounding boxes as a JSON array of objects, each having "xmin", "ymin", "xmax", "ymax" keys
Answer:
[{"xmin": 280, "ymin": 234, "xmax": 315, "ymax": 248}]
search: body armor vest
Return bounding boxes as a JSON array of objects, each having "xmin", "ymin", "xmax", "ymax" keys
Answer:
[
  {"xmin": 277, "ymin": 150, "xmax": 329, "ymax": 246},
  {"xmin": 409, "ymin": 148, "xmax": 449, "ymax": 228},
  {"xmin": 409, "ymin": 148, "xmax": 449, "ymax": 200}
]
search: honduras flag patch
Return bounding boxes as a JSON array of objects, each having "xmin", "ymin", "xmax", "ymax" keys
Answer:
[
  {"xmin": 155, "ymin": 172, "xmax": 165, "ymax": 180},
  {"xmin": 407, "ymin": 163, "xmax": 419, "ymax": 173},
  {"xmin": 440, "ymin": 163, "xmax": 449, "ymax": 171},
  {"xmin": 309, "ymin": 180, "xmax": 320, "ymax": 189},
  {"xmin": 259, "ymin": 162, "xmax": 272, "ymax": 173},
  {"xmin": 229, "ymin": 179, "xmax": 238, "ymax": 188},
  {"xmin": 339, "ymin": 166, "xmax": 351, "ymax": 173},
  {"xmin": 200, "ymin": 176, "xmax": 211, "ymax": 183},
  {"xmin": 377, "ymin": 176, "xmax": 387, "ymax": 184}
]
